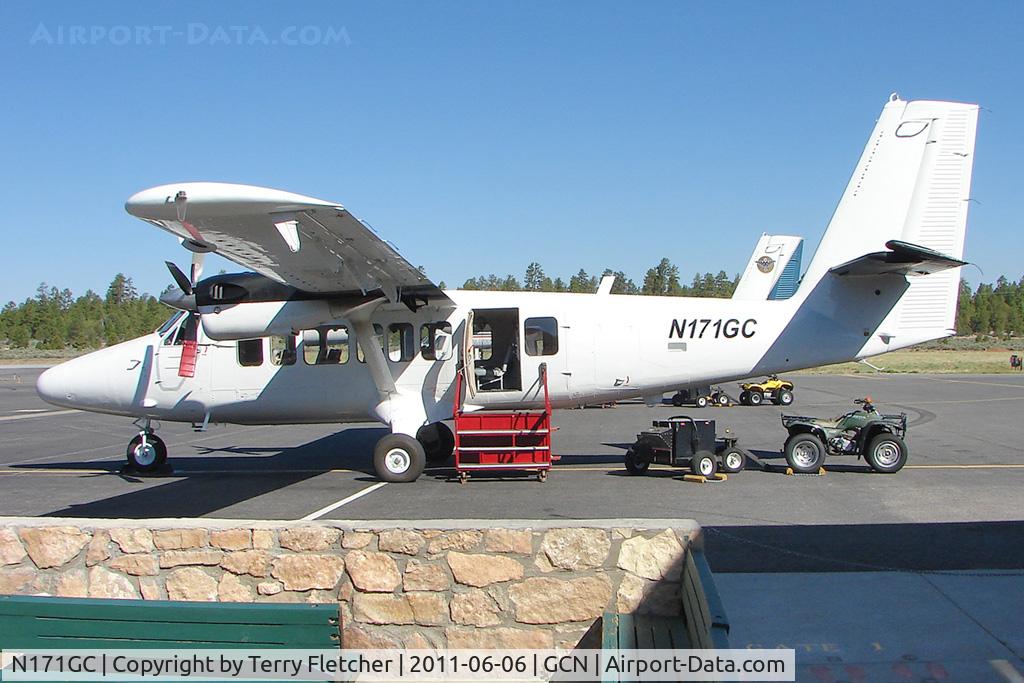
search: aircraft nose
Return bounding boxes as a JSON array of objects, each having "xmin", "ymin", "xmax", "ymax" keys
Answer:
[{"xmin": 36, "ymin": 363, "xmax": 76, "ymax": 407}]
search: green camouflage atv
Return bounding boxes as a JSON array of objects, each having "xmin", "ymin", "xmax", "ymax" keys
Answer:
[{"xmin": 781, "ymin": 398, "xmax": 908, "ymax": 474}]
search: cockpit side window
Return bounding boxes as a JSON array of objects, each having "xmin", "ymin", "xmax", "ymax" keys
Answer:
[
  {"xmin": 237, "ymin": 339, "xmax": 264, "ymax": 367},
  {"xmin": 157, "ymin": 312, "xmax": 185, "ymax": 337}
]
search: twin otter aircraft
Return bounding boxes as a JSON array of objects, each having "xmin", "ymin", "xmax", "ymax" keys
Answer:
[{"xmin": 37, "ymin": 96, "xmax": 979, "ymax": 482}]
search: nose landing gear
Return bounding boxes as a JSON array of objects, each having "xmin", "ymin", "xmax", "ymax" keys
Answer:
[{"xmin": 127, "ymin": 418, "xmax": 167, "ymax": 473}]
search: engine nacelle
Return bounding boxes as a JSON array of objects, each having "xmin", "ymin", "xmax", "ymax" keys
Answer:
[{"xmin": 199, "ymin": 300, "xmax": 342, "ymax": 340}]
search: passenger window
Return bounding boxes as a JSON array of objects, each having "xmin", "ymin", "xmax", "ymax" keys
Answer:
[
  {"xmin": 420, "ymin": 322, "xmax": 453, "ymax": 361},
  {"xmin": 237, "ymin": 339, "xmax": 264, "ymax": 366},
  {"xmin": 387, "ymin": 323, "xmax": 415, "ymax": 362},
  {"xmin": 357, "ymin": 324, "xmax": 385, "ymax": 363},
  {"xmin": 270, "ymin": 335, "xmax": 297, "ymax": 366},
  {"xmin": 302, "ymin": 327, "xmax": 349, "ymax": 365},
  {"xmin": 524, "ymin": 317, "xmax": 559, "ymax": 356}
]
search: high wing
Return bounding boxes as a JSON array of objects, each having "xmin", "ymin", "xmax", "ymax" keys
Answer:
[{"xmin": 126, "ymin": 182, "xmax": 451, "ymax": 307}]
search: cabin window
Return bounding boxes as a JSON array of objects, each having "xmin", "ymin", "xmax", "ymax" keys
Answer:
[
  {"xmin": 387, "ymin": 323, "xmax": 415, "ymax": 362},
  {"xmin": 420, "ymin": 322, "xmax": 453, "ymax": 361},
  {"xmin": 237, "ymin": 339, "xmax": 264, "ymax": 367},
  {"xmin": 270, "ymin": 335, "xmax": 297, "ymax": 366},
  {"xmin": 357, "ymin": 324, "xmax": 385, "ymax": 363},
  {"xmin": 303, "ymin": 327, "xmax": 349, "ymax": 365},
  {"xmin": 524, "ymin": 317, "xmax": 559, "ymax": 356}
]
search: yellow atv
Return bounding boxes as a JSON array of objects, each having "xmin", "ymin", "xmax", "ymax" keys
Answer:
[{"xmin": 739, "ymin": 375, "xmax": 795, "ymax": 406}]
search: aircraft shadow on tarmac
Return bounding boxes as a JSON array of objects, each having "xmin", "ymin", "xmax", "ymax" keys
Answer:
[
  {"xmin": 705, "ymin": 519, "xmax": 1024, "ymax": 573},
  {"xmin": 25, "ymin": 427, "xmax": 388, "ymax": 519}
]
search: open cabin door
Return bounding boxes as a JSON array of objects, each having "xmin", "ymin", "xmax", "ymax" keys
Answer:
[{"xmin": 460, "ymin": 310, "xmax": 476, "ymax": 400}]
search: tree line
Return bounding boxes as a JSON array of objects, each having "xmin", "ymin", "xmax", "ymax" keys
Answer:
[
  {"xmin": 1, "ymin": 261, "xmax": 1022, "ymax": 351},
  {"xmin": 459, "ymin": 258, "xmax": 740, "ymax": 297},
  {"xmin": 0, "ymin": 275, "xmax": 169, "ymax": 350}
]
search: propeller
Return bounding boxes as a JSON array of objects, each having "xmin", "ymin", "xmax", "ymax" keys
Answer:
[{"xmin": 160, "ymin": 251, "xmax": 205, "ymax": 378}]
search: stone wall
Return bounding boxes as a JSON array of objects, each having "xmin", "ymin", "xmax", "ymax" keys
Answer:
[{"xmin": 0, "ymin": 518, "xmax": 700, "ymax": 650}]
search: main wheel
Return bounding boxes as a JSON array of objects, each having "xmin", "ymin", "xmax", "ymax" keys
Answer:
[
  {"xmin": 416, "ymin": 422, "xmax": 455, "ymax": 464},
  {"xmin": 747, "ymin": 391, "xmax": 764, "ymax": 406},
  {"xmin": 126, "ymin": 433, "xmax": 167, "ymax": 472},
  {"xmin": 373, "ymin": 434, "xmax": 426, "ymax": 483},
  {"xmin": 776, "ymin": 389, "xmax": 794, "ymax": 406},
  {"xmin": 719, "ymin": 447, "xmax": 746, "ymax": 473},
  {"xmin": 739, "ymin": 391, "xmax": 750, "ymax": 406},
  {"xmin": 865, "ymin": 433, "xmax": 908, "ymax": 473},
  {"xmin": 695, "ymin": 396, "xmax": 709, "ymax": 408},
  {"xmin": 784, "ymin": 433, "xmax": 826, "ymax": 473},
  {"xmin": 624, "ymin": 444, "xmax": 651, "ymax": 475},
  {"xmin": 691, "ymin": 451, "xmax": 717, "ymax": 477}
]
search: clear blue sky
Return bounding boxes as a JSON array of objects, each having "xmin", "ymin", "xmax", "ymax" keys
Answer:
[{"xmin": 1, "ymin": 1, "xmax": 1021, "ymax": 304}]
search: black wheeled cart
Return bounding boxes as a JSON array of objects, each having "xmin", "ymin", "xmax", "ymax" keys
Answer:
[{"xmin": 624, "ymin": 415, "xmax": 747, "ymax": 478}]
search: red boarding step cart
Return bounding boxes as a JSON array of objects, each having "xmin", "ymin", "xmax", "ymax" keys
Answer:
[{"xmin": 453, "ymin": 364, "xmax": 556, "ymax": 483}]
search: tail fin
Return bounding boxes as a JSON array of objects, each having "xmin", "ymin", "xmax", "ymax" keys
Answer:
[
  {"xmin": 801, "ymin": 94, "xmax": 979, "ymax": 347},
  {"xmin": 732, "ymin": 234, "xmax": 804, "ymax": 300}
]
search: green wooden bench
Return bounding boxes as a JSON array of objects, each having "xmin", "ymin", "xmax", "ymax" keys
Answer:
[
  {"xmin": 0, "ymin": 595, "xmax": 339, "ymax": 650},
  {"xmin": 595, "ymin": 548, "xmax": 730, "ymax": 681}
]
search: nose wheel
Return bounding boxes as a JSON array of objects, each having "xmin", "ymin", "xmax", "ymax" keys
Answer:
[{"xmin": 127, "ymin": 432, "xmax": 167, "ymax": 472}]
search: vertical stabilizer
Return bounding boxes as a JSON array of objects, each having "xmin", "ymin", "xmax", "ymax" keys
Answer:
[
  {"xmin": 799, "ymin": 95, "xmax": 979, "ymax": 348},
  {"xmin": 732, "ymin": 234, "xmax": 804, "ymax": 300}
]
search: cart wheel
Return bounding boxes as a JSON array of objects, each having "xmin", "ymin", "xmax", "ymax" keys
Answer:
[
  {"xmin": 671, "ymin": 392, "xmax": 685, "ymax": 407},
  {"xmin": 720, "ymin": 447, "xmax": 746, "ymax": 473},
  {"xmin": 624, "ymin": 447, "xmax": 651, "ymax": 475},
  {"xmin": 716, "ymin": 393, "xmax": 730, "ymax": 406},
  {"xmin": 695, "ymin": 396, "xmax": 708, "ymax": 408},
  {"xmin": 739, "ymin": 391, "xmax": 750, "ymax": 406},
  {"xmin": 747, "ymin": 391, "xmax": 764, "ymax": 406},
  {"xmin": 691, "ymin": 451, "xmax": 717, "ymax": 478},
  {"xmin": 458, "ymin": 471, "xmax": 469, "ymax": 485},
  {"xmin": 538, "ymin": 470, "xmax": 548, "ymax": 482}
]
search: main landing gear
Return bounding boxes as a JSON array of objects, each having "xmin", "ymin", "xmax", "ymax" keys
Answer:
[
  {"xmin": 126, "ymin": 419, "xmax": 167, "ymax": 473},
  {"xmin": 373, "ymin": 423, "xmax": 455, "ymax": 483}
]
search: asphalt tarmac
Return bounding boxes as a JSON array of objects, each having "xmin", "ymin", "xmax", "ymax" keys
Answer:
[
  {"xmin": 2, "ymin": 367, "xmax": 1023, "ymax": 571},
  {"xmin": 3, "ymin": 366, "xmax": 1023, "ymax": 680}
]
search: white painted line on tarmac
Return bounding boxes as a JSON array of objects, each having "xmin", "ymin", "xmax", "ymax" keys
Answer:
[
  {"xmin": 0, "ymin": 409, "xmax": 78, "ymax": 422},
  {"xmin": 919, "ymin": 377, "xmax": 1024, "ymax": 390},
  {"xmin": 300, "ymin": 481, "xmax": 388, "ymax": 521},
  {"xmin": 13, "ymin": 409, "xmax": 48, "ymax": 413},
  {"xmin": 992, "ymin": 659, "xmax": 1024, "ymax": 683}
]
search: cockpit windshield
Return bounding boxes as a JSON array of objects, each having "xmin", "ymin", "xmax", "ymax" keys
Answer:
[{"xmin": 156, "ymin": 311, "xmax": 186, "ymax": 337}]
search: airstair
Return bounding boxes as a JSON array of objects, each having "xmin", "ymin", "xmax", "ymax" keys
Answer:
[{"xmin": 453, "ymin": 364, "xmax": 555, "ymax": 483}]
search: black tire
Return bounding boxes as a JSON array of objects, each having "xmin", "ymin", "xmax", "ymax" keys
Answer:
[
  {"xmin": 777, "ymin": 389, "xmax": 794, "ymax": 406},
  {"xmin": 417, "ymin": 422, "xmax": 455, "ymax": 464},
  {"xmin": 716, "ymin": 393, "xmax": 730, "ymax": 406},
  {"xmin": 739, "ymin": 391, "xmax": 750, "ymax": 406},
  {"xmin": 719, "ymin": 447, "xmax": 745, "ymax": 473},
  {"xmin": 866, "ymin": 433, "xmax": 908, "ymax": 473},
  {"xmin": 373, "ymin": 434, "xmax": 426, "ymax": 483},
  {"xmin": 695, "ymin": 396, "xmax": 708, "ymax": 408},
  {"xmin": 747, "ymin": 391, "xmax": 764, "ymax": 406},
  {"xmin": 126, "ymin": 433, "xmax": 167, "ymax": 472},
  {"xmin": 784, "ymin": 433, "xmax": 826, "ymax": 473},
  {"xmin": 691, "ymin": 451, "xmax": 717, "ymax": 477},
  {"xmin": 671, "ymin": 393, "xmax": 685, "ymax": 407},
  {"xmin": 624, "ymin": 447, "xmax": 651, "ymax": 475}
]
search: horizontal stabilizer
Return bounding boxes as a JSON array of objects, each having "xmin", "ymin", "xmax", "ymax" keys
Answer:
[{"xmin": 829, "ymin": 240, "xmax": 967, "ymax": 277}]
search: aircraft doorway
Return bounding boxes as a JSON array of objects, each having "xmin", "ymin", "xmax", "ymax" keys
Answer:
[{"xmin": 466, "ymin": 308, "xmax": 522, "ymax": 393}]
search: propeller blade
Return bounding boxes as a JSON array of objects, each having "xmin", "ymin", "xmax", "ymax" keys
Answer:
[
  {"xmin": 165, "ymin": 261, "xmax": 193, "ymax": 296},
  {"xmin": 190, "ymin": 251, "xmax": 205, "ymax": 286}
]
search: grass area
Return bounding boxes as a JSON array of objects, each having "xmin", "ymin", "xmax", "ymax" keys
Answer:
[
  {"xmin": 801, "ymin": 349, "xmax": 1023, "ymax": 375},
  {"xmin": 0, "ymin": 348, "xmax": 88, "ymax": 365}
]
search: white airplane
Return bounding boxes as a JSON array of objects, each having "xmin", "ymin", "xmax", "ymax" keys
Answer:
[{"xmin": 37, "ymin": 95, "xmax": 978, "ymax": 482}]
